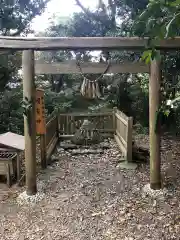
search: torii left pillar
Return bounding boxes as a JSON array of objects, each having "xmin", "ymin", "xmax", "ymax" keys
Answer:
[
  {"xmin": 22, "ymin": 50, "xmax": 37, "ymax": 195},
  {"xmin": 149, "ymin": 58, "xmax": 161, "ymax": 190}
]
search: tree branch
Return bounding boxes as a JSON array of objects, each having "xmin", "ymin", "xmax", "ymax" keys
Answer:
[
  {"xmin": 75, "ymin": 0, "xmax": 118, "ymax": 33},
  {"xmin": 75, "ymin": 0, "xmax": 102, "ymax": 23}
]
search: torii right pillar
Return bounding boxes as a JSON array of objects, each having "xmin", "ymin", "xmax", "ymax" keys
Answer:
[{"xmin": 149, "ymin": 58, "xmax": 161, "ymax": 190}]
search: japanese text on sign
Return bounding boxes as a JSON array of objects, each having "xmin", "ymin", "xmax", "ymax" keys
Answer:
[{"xmin": 36, "ymin": 89, "xmax": 46, "ymax": 134}]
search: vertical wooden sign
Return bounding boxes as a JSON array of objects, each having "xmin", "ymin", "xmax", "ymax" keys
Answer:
[
  {"xmin": 36, "ymin": 88, "xmax": 47, "ymax": 169},
  {"xmin": 36, "ymin": 89, "xmax": 46, "ymax": 135}
]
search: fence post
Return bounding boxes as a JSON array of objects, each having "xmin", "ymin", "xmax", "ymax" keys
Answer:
[
  {"xmin": 56, "ymin": 115, "xmax": 59, "ymax": 139},
  {"xmin": 117, "ymin": 115, "xmax": 137, "ymax": 170},
  {"xmin": 113, "ymin": 107, "xmax": 117, "ymax": 133},
  {"xmin": 40, "ymin": 134, "xmax": 47, "ymax": 169},
  {"xmin": 126, "ymin": 116, "xmax": 133, "ymax": 162},
  {"xmin": 57, "ymin": 111, "xmax": 60, "ymax": 139}
]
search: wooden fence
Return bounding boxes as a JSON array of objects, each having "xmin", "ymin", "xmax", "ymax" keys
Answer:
[
  {"xmin": 40, "ymin": 116, "xmax": 58, "ymax": 164},
  {"xmin": 113, "ymin": 108, "xmax": 133, "ymax": 162},
  {"xmin": 40, "ymin": 109, "xmax": 133, "ymax": 166},
  {"xmin": 46, "ymin": 116, "xmax": 58, "ymax": 160},
  {"xmin": 58, "ymin": 112, "xmax": 114, "ymax": 138}
]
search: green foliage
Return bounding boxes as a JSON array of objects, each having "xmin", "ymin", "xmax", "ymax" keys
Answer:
[
  {"xmin": 134, "ymin": 123, "xmax": 148, "ymax": 135},
  {"xmin": 44, "ymin": 89, "xmax": 74, "ymax": 114},
  {"xmin": 0, "ymin": 86, "xmax": 82, "ymax": 134},
  {"xmin": 0, "ymin": 87, "xmax": 23, "ymax": 134},
  {"xmin": 141, "ymin": 49, "xmax": 161, "ymax": 64},
  {"xmin": 0, "ymin": 0, "xmax": 50, "ymax": 91},
  {"xmin": 88, "ymin": 102, "xmax": 112, "ymax": 112},
  {"xmin": 0, "ymin": 0, "xmax": 50, "ymax": 36},
  {"xmin": 134, "ymin": 0, "xmax": 180, "ymax": 38}
]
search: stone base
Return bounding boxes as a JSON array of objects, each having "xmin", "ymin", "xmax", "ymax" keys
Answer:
[
  {"xmin": 142, "ymin": 184, "xmax": 167, "ymax": 199},
  {"xmin": 117, "ymin": 161, "xmax": 138, "ymax": 170},
  {"xmin": 17, "ymin": 190, "xmax": 45, "ymax": 206}
]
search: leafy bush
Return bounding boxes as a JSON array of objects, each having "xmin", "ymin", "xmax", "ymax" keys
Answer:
[{"xmin": 0, "ymin": 87, "xmax": 23, "ymax": 134}]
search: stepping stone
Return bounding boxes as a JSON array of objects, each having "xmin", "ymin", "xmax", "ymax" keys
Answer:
[
  {"xmin": 71, "ymin": 149, "xmax": 104, "ymax": 155},
  {"xmin": 117, "ymin": 161, "xmax": 138, "ymax": 170},
  {"xmin": 60, "ymin": 143, "xmax": 78, "ymax": 150}
]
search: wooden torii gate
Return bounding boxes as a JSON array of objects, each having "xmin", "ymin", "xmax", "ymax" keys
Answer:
[{"xmin": 0, "ymin": 36, "xmax": 179, "ymax": 195}]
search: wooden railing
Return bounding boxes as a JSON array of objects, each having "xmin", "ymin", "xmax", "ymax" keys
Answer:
[
  {"xmin": 113, "ymin": 108, "xmax": 133, "ymax": 162},
  {"xmin": 46, "ymin": 116, "xmax": 58, "ymax": 160},
  {"xmin": 40, "ymin": 109, "xmax": 133, "ymax": 167},
  {"xmin": 58, "ymin": 112, "xmax": 114, "ymax": 138}
]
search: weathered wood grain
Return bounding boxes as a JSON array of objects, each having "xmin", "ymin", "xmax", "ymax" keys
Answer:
[
  {"xmin": 149, "ymin": 59, "xmax": 161, "ymax": 189},
  {"xmin": 0, "ymin": 36, "xmax": 180, "ymax": 50},
  {"xmin": 35, "ymin": 61, "xmax": 149, "ymax": 74},
  {"xmin": 22, "ymin": 50, "xmax": 37, "ymax": 195}
]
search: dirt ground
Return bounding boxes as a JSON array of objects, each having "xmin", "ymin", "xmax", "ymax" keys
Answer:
[{"xmin": 0, "ymin": 135, "xmax": 180, "ymax": 240}]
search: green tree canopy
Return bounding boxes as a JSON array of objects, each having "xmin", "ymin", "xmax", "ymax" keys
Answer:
[{"xmin": 0, "ymin": 0, "xmax": 50, "ymax": 90}]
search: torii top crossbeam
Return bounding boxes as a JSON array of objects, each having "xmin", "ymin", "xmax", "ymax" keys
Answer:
[{"xmin": 0, "ymin": 36, "xmax": 180, "ymax": 50}]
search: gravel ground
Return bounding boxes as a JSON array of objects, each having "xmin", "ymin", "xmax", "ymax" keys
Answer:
[{"xmin": 0, "ymin": 135, "xmax": 179, "ymax": 240}]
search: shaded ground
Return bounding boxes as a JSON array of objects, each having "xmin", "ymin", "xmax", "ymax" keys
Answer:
[{"xmin": 0, "ymin": 135, "xmax": 180, "ymax": 240}]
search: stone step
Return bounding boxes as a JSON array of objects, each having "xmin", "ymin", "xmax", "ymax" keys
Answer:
[
  {"xmin": 70, "ymin": 149, "xmax": 104, "ymax": 155},
  {"xmin": 59, "ymin": 143, "xmax": 78, "ymax": 150}
]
